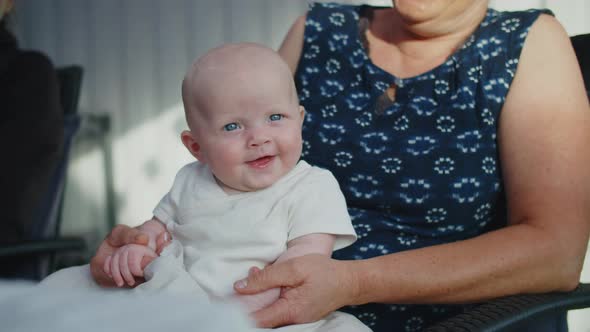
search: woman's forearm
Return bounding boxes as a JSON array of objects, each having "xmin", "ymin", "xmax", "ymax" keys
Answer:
[{"xmin": 350, "ymin": 222, "xmax": 584, "ymax": 306}]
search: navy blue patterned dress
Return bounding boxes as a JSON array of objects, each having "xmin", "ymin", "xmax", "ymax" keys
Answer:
[{"xmin": 296, "ymin": 3, "xmax": 552, "ymax": 331}]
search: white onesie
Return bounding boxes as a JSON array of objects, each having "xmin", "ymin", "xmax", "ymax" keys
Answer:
[{"xmin": 137, "ymin": 160, "xmax": 371, "ymax": 332}]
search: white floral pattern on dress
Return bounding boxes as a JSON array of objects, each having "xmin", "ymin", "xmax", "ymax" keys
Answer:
[{"xmin": 296, "ymin": 3, "xmax": 552, "ymax": 331}]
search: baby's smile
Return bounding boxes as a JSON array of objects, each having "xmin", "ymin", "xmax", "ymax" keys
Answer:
[{"xmin": 246, "ymin": 155, "xmax": 275, "ymax": 169}]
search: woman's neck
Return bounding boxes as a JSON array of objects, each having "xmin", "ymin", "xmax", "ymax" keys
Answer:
[
  {"xmin": 366, "ymin": 1, "xmax": 488, "ymax": 78},
  {"xmin": 391, "ymin": 1, "xmax": 488, "ymax": 39}
]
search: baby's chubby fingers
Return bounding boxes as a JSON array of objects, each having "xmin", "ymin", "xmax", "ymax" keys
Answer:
[
  {"xmin": 120, "ymin": 249, "xmax": 135, "ymax": 286},
  {"xmin": 110, "ymin": 253, "xmax": 124, "ymax": 287},
  {"xmin": 128, "ymin": 250, "xmax": 145, "ymax": 277},
  {"xmin": 129, "ymin": 244, "xmax": 158, "ymax": 277}
]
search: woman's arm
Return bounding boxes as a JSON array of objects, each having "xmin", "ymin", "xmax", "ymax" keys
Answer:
[
  {"xmin": 354, "ymin": 13, "xmax": 590, "ymax": 304},
  {"xmin": 236, "ymin": 14, "xmax": 590, "ymax": 327},
  {"xmin": 278, "ymin": 14, "xmax": 306, "ymax": 74}
]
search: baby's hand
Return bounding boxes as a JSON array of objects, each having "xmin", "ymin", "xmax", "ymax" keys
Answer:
[
  {"xmin": 154, "ymin": 231, "xmax": 171, "ymax": 255},
  {"xmin": 104, "ymin": 244, "xmax": 158, "ymax": 287},
  {"xmin": 137, "ymin": 218, "xmax": 171, "ymax": 254}
]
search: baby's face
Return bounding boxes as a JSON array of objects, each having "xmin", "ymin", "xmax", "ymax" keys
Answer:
[{"xmin": 190, "ymin": 69, "xmax": 304, "ymax": 193}]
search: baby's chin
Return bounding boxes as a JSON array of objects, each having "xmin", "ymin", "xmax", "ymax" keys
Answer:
[
  {"xmin": 215, "ymin": 167, "xmax": 293, "ymax": 194},
  {"xmin": 217, "ymin": 179, "xmax": 276, "ymax": 195}
]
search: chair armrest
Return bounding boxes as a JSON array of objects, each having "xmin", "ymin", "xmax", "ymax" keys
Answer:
[
  {"xmin": 425, "ymin": 283, "xmax": 590, "ymax": 332},
  {"xmin": 0, "ymin": 237, "xmax": 86, "ymax": 257}
]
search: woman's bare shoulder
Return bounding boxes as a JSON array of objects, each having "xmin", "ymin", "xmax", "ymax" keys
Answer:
[{"xmin": 278, "ymin": 14, "xmax": 307, "ymax": 74}]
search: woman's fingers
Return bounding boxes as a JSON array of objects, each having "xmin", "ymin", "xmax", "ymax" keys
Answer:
[
  {"xmin": 252, "ymin": 297, "xmax": 295, "ymax": 328},
  {"xmin": 234, "ymin": 260, "xmax": 301, "ymax": 294},
  {"xmin": 234, "ymin": 255, "xmax": 354, "ymax": 328},
  {"xmin": 103, "ymin": 255, "xmax": 112, "ymax": 276},
  {"xmin": 107, "ymin": 224, "xmax": 149, "ymax": 247},
  {"xmin": 248, "ymin": 266, "xmax": 261, "ymax": 276},
  {"xmin": 91, "ymin": 240, "xmax": 118, "ymax": 287}
]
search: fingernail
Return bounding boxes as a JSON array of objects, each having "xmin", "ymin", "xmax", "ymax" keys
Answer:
[
  {"xmin": 235, "ymin": 279, "xmax": 247, "ymax": 289},
  {"xmin": 164, "ymin": 232, "xmax": 169, "ymax": 242}
]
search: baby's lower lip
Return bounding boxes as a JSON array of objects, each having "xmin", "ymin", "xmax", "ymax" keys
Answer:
[{"xmin": 247, "ymin": 156, "xmax": 275, "ymax": 168}]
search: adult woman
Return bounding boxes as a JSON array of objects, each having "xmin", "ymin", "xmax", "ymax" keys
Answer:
[{"xmin": 91, "ymin": 1, "xmax": 590, "ymax": 331}]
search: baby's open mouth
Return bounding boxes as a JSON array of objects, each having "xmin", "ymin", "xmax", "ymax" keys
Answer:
[{"xmin": 247, "ymin": 155, "xmax": 275, "ymax": 168}]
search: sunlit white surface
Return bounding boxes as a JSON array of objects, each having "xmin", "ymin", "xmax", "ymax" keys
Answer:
[
  {"xmin": 111, "ymin": 104, "xmax": 193, "ymax": 226},
  {"xmin": 65, "ymin": 103, "xmax": 193, "ymax": 231},
  {"xmin": 1, "ymin": 280, "xmax": 254, "ymax": 332}
]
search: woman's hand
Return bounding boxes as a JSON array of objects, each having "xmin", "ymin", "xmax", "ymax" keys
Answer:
[
  {"xmin": 233, "ymin": 254, "xmax": 359, "ymax": 328},
  {"xmin": 90, "ymin": 224, "xmax": 171, "ymax": 287}
]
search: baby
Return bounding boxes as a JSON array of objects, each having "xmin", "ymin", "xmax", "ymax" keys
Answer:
[{"xmin": 103, "ymin": 43, "xmax": 370, "ymax": 332}]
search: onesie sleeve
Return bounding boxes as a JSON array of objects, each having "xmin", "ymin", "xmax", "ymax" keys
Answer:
[
  {"xmin": 287, "ymin": 167, "xmax": 357, "ymax": 250},
  {"xmin": 152, "ymin": 163, "xmax": 194, "ymax": 228}
]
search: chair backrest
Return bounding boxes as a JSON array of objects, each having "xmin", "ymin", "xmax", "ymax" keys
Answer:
[
  {"xmin": 57, "ymin": 66, "xmax": 84, "ymax": 116},
  {"xmin": 571, "ymin": 33, "xmax": 590, "ymax": 96},
  {"xmin": 32, "ymin": 65, "xmax": 83, "ymax": 240}
]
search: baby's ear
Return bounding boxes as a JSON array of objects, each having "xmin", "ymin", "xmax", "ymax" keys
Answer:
[
  {"xmin": 181, "ymin": 130, "xmax": 204, "ymax": 162},
  {"xmin": 299, "ymin": 105, "xmax": 306, "ymax": 123}
]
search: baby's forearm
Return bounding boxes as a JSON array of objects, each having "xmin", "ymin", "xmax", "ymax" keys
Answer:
[
  {"xmin": 137, "ymin": 217, "xmax": 167, "ymax": 250},
  {"xmin": 139, "ymin": 218, "xmax": 166, "ymax": 234}
]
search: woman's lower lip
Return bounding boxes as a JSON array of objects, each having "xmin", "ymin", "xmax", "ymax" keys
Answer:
[{"xmin": 247, "ymin": 156, "xmax": 274, "ymax": 168}]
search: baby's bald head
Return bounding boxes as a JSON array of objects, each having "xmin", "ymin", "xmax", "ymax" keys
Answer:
[{"xmin": 181, "ymin": 43, "xmax": 298, "ymax": 131}]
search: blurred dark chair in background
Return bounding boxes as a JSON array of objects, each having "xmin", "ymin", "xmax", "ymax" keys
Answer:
[
  {"xmin": 571, "ymin": 33, "xmax": 590, "ymax": 95},
  {"xmin": 0, "ymin": 65, "xmax": 87, "ymax": 281}
]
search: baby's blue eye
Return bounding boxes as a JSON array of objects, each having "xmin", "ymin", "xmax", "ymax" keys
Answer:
[
  {"xmin": 269, "ymin": 114, "xmax": 283, "ymax": 121},
  {"xmin": 223, "ymin": 123, "xmax": 240, "ymax": 131}
]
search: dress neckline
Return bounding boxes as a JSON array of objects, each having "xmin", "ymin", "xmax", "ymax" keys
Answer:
[{"xmin": 356, "ymin": 6, "xmax": 497, "ymax": 85}]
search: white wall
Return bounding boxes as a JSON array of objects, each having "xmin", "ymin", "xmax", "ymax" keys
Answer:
[
  {"xmin": 11, "ymin": 0, "xmax": 308, "ymax": 248},
  {"xmin": 491, "ymin": 0, "xmax": 590, "ymax": 35}
]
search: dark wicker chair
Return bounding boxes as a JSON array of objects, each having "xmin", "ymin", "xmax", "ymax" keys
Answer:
[{"xmin": 0, "ymin": 65, "xmax": 86, "ymax": 281}]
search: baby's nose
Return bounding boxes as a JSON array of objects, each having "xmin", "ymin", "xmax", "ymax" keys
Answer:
[{"xmin": 247, "ymin": 130, "xmax": 271, "ymax": 147}]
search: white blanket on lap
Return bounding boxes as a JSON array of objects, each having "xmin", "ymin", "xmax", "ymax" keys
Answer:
[
  {"xmin": 134, "ymin": 239, "xmax": 212, "ymax": 298},
  {"xmin": 40, "ymin": 261, "xmax": 373, "ymax": 332},
  {"xmin": 7, "ymin": 272, "xmax": 254, "ymax": 332}
]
